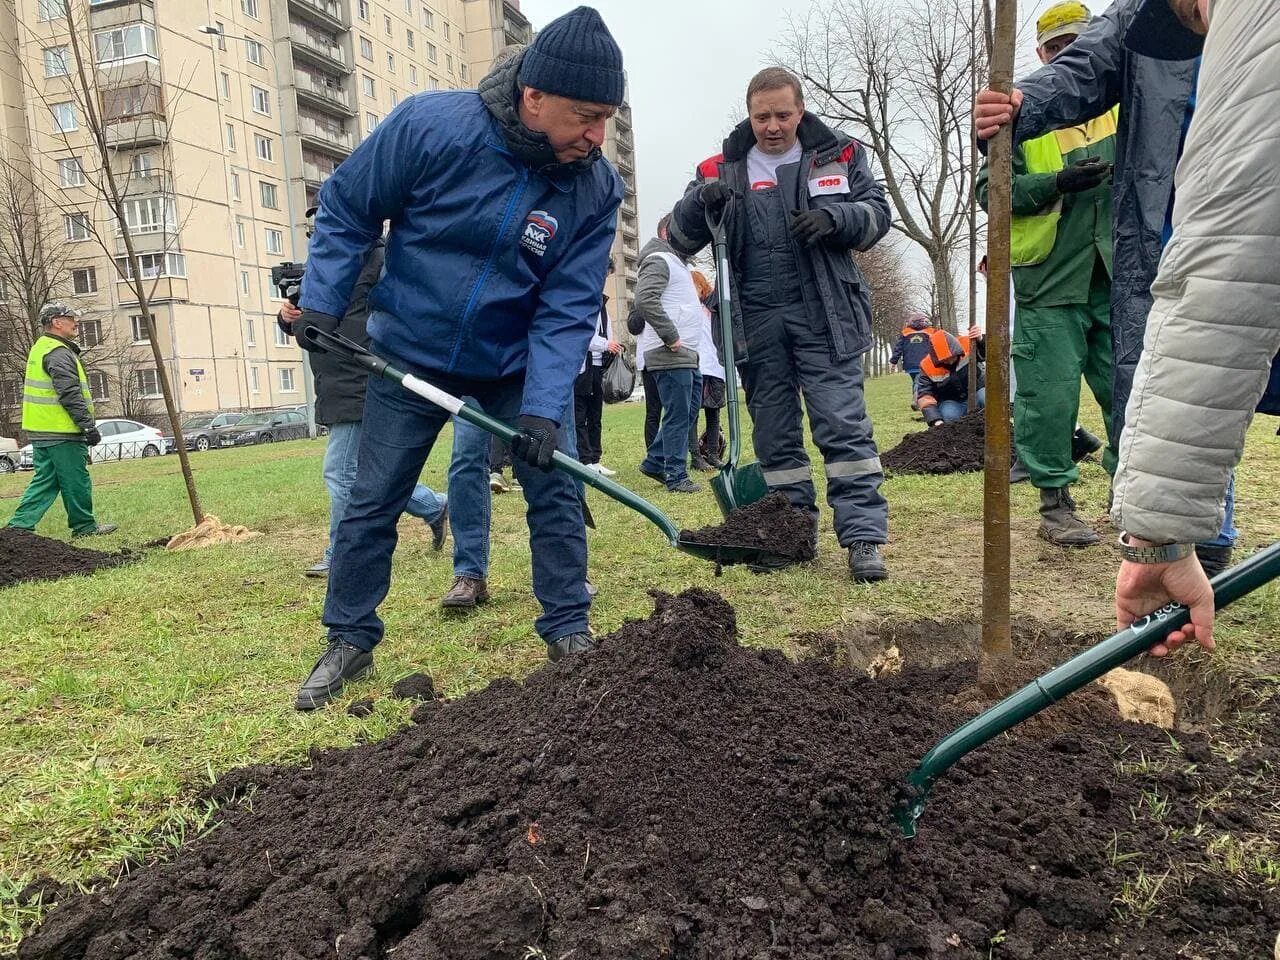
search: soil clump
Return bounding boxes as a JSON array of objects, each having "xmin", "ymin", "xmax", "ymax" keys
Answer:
[
  {"xmin": 391, "ymin": 673, "xmax": 437, "ymax": 701},
  {"xmin": 0, "ymin": 527, "xmax": 131, "ymax": 589},
  {"xmin": 681, "ymin": 491, "xmax": 817, "ymax": 561},
  {"xmin": 19, "ymin": 590, "xmax": 1278, "ymax": 960},
  {"xmin": 882, "ymin": 412, "xmax": 999, "ymax": 476}
]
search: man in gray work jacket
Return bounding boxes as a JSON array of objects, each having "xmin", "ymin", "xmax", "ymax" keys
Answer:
[{"xmin": 669, "ymin": 67, "xmax": 892, "ymax": 582}]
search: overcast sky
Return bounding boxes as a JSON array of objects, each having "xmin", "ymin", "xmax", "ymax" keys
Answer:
[{"xmin": 519, "ymin": 0, "xmax": 1066, "ymax": 249}]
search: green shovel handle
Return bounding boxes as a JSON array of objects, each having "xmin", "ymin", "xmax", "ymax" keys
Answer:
[{"xmin": 707, "ymin": 204, "xmax": 743, "ymax": 473}]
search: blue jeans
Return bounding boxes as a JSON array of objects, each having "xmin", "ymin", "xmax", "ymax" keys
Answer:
[
  {"xmin": 640, "ymin": 368, "xmax": 700, "ymax": 486},
  {"xmin": 325, "ymin": 370, "xmax": 588, "ymax": 648},
  {"xmin": 449, "ymin": 400, "xmax": 581, "ymax": 580},
  {"xmin": 937, "ymin": 388, "xmax": 985, "ymax": 424},
  {"xmin": 1203, "ymin": 472, "xmax": 1238, "ymax": 549},
  {"xmin": 322, "ymin": 420, "xmax": 445, "ymax": 563}
]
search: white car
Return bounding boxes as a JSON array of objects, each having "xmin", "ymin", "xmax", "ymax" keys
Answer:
[
  {"xmin": 18, "ymin": 418, "xmax": 168, "ymax": 468},
  {"xmin": 0, "ymin": 435, "xmax": 18, "ymax": 473}
]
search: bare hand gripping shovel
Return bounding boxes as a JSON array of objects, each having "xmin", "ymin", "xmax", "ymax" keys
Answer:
[
  {"xmin": 895, "ymin": 540, "xmax": 1280, "ymax": 838},
  {"xmin": 304, "ymin": 327, "xmax": 788, "ymax": 567}
]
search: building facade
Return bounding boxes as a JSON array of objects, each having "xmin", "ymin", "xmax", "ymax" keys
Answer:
[{"xmin": 0, "ymin": 0, "xmax": 638, "ymax": 434}]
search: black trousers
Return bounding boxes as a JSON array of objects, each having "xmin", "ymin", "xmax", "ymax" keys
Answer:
[
  {"xmin": 574, "ymin": 365, "xmax": 605, "ymax": 464},
  {"xmin": 642, "ymin": 368, "xmax": 662, "ymax": 451},
  {"xmin": 690, "ymin": 404, "xmax": 722, "ymax": 462},
  {"xmin": 489, "ymin": 436, "xmax": 511, "ymax": 473}
]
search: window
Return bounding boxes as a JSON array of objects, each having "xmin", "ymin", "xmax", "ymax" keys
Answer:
[
  {"xmin": 64, "ymin": 213, "xmax": 91, "ymax": 241},
  {"xmin": 459, "ymin": 31, "xmax": 465, "ymax": 52},
  {"xmin": 129, "ymin": 314, "xmax": 151, "ymax": 343},
  {"xmin": 386, "ymin": 52, "xmax": 395, "ymax": 73},
  {"xmin": 235, "ymin": 219, "xmax": 246, "ymax": 247},
  {"xmin": 250, "ymin": 366, "xmax": 261, "ymax": 393},
  {"xmin": 93, "ymin": 24, "xmax": 157, "ymax": 64},
  {"xmin": 135, "ymin": 369, "xmax": 161, "ymax": 398},
  {"xmin": 241, "ymin": 0, "xmax": 259, "ymax": 18},
  {"xmin": 359, "ymin": 36, "xmax": 373, "ymax": 60},
  {"xmin": 406, "ymin": 28, "xmax": 415, "ymax": 49},
  {"xmin": 279, "ymin": 367, "xmax": 296, "ymax": 392},
  {"xmin": 265, "ymin": 228, "xmax": 283, "ymax": 254},
  {"xmin": 404, "ymin": 0, "xmax": 411, "ymax": 12},
  {"xmin": 362, "ymin": 75, "xmax": 375, "ymax": 99},
  {"xmin": 442, "ymin": 21, "xmax": 449, "ymax": 40},
  {"xmin": 250, "ymin": 85, "xmax": 271, "ymax": 115},
  {"xmin": 383, "ymin": 14, "xmax": 392, "ymax": 36},
  {"xmin": 215, "ymin": 21, "xmax": 227, "ymax": 50},
  {"xmin": 245, "ymin": 317, "xmax": 256, "ymax": 346},
  {"xmin": 115, "ymin": 252, "xmax": 186, "ymax": 280},
  {"xmin": 429, "ymin": 76, "xmax": 439, "ymax": 90},
  {"xmin": 220, "ymin": 71, "xmax": 231, "ymax": 99},
  {"xmin": 78, "ymin": 318, "xmax": 103, "ymax": 348},
  {"xmin": 390, "ymin": 89, "xmax": 398, "ymax": 108},
  {"xmin": 131, "ymin": 153, "xmax": 154, "ymax": 176},
  {"xmin": 51, "ymin": 101, "xmax": 77, "ymax": 133},
  {"xmin": 101, "ymin": 83, "xmax": 162, "ymax": 121},
  {"xmin": 225, "ymin": 122, "xmax": 236, "ymax": 151},
  {"xmin": 230, "ymin": 171, "xmax": 241, "ymax": 200},
  {"xmin": 274, "ymin": 323, "xmax": 290, "ymax": 347},
  {"xmin": 37, "ymin": 0, "xmax": 64, "ymax": 21},
  {"xmin": 260, "ymin": 181, "xmax": 279, "ymax": 209},
  {"xmin": 427, "ymin": 42, "xmax": 437, "ymax": 63},
  {"xmin": 43, "ymin": 45, "xmax": 68, "ymax": 77},
  {"xmin": 71, "ymin": 267, "xmax": 97, "ymax": 295},
  {"xmin": 57, "ymin": 157, "xmax": 84, "ymax": 188},
  {"xmin": 358, "ymin": 0, "xmax": 369, "ymax": 21},
  {"xmin": 239, "ymin": 271, "xmax": 250, "ymax": 295},
  {"xmin": 254, "ymin": 133, "xmax": 274, "ymax": 161},
  {"xmin": 422, "ymin": 8, "xmax": 433, "ymax": 30},
  {"xmin": 366, "ymin": 112, "xmax": 379, "ymax": 133},
  {"xmin": 409, "ymin": 64, "xmax": 418, "ymax": 87},
  {"xmin": 460, "ymin": 63, "xmax": 467, "ymax": 81},
  {"xmin": 87, "ymin": 370, "xmax": 109, "ymax": 401},
  {"xmin": 245, "ymin": 39, "xmax": 265, "ymax": 66},
  {"xmin": 119, "ymin": 197, "xmax": 176, "ymax": 235},
  {"xmin": 445, "ymin": 53, "xmax": 453, "ymax": 74}
]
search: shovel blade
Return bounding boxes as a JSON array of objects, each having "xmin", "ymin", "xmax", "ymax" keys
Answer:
[
  {"xmin": 710, "ymin": 461, "xmax": 770, "ymax": 518},
  {"xmin": 676, "ymin": 535, "xmax": 785, "ymax": 568}
]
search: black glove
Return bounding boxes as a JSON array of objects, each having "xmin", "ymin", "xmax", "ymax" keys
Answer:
[
  {"xmin": 510, "ymin": 415, "xmax": 558, "ymax": 471},
  {"xmin": 1055, "ymin": 157, "xmax": 1110, "ymax": 194},
  {"xmin": 700, "ymin": 180, "xmax": 733, "ymax": 220},
  {"xmin": 84, "ymin": 427, "xmax": 101, "ymax": 446},
  {"xmin": 293, "ymin": 309, "xmax": 340, "ymax": 352},
  {"xmin": 789, "ymin": 208, "xmax": 837, "ymax": 246}
]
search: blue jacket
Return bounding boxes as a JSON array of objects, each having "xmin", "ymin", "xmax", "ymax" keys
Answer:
[{"xmin": 301, "ymin": 54, "xmax": 623, "ymax": 422}]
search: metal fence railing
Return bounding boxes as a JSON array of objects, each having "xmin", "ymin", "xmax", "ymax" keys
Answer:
[{"xmin": 90, "ymin": 440, "xmax": 165, "ymax": 463}]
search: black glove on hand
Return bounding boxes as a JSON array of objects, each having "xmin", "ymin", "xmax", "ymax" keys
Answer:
[
  {"xmin": 700, "ymin": 180, "xmax": 733, "ymax": 220},
  {"xmin": 510, "ymin": 415, "xmax": 558, "ymax": 471},
  {"xmin": 293, "ymin": 309, "xmax": 340, "ymax": 352},
  {"xmin": 789, "ymin": 208, "xmax": 837, "ymax": 246},
  {"xmin": 84, "ymin": 427, "xmax": 101, "ymax": 446},
  {"xmin": 1056, "ymin": 157, "xmax": 1110, "ymax": 194}
]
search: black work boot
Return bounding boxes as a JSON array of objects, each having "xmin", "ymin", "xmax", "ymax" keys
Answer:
[
  {"xmin": 848, "ymin": 542, "xmax": 888, "ymax": 583},
  {"xmin": 1038, "ymin": 487, "xmax": 1100, "ymax": 547},
  {"xmin": 547, "ymin": 632, "xmax": 594, "ymax": 662},
  {"xmin": 441, "ymin": 575, "xmax": 489, "ymax": 611},
  {"xmin": 1071, "ymin": 426, "xmax": 1104, "ymax": 462},
  {"xmin": 1194, "ymin": 544, "xmax": 1233, "ymax": 579},
  {"xmin": 295, "ymin": 639, "xmax": 373, "ymax": 711},
  {"xmin": 427, "ymin": 502, "xmax": 449, "ymax": 552}
]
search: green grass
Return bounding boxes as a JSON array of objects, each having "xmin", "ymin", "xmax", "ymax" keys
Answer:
[{"xmin": 1, "ymin": 373, "xmax": 1278, "ymax": 952}]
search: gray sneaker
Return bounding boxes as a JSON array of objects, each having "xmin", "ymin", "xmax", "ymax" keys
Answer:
[
  {"xmin": 489, "ymin": 471, "xmax": 510, "ymax": 494},
  {"xmin": 427, "ymin": 501, "xmax": 449, "ymax": 551},
  {"xmin": 72, "ymin": 523, "xmax": 118, "ymax": 538},
  {"xmin": 304, "ymin": 558, "xmax": 331, "ymax": 578}
]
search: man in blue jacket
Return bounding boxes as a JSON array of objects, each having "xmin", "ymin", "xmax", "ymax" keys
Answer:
[{"xmin": 292, "ymin": 6, "xmax": 624, "ymax": 710}]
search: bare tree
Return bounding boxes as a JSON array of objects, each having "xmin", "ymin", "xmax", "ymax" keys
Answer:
[
  {"xmin": 782, "ymin": 0, "xmax": 981, "ymax": 332},
  {"xmin": 856, "ymin": 241, "xmax": 915, "ymax": 376}
]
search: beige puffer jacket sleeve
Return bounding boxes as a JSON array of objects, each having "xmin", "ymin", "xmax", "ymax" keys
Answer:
[{"xmin": 1111, "ymin": 0, "xmax": 1280, "ymax": 545}]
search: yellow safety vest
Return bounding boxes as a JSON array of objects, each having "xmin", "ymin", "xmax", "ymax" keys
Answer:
[
  {"xmin": 21, "ymin": 335, "xmax": 94, "ymax": 434},
  {"xmin": 1010, "ymin": 106, "xmax": 1119, "ymax": 267}
]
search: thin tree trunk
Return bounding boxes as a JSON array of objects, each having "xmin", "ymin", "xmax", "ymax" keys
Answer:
[{"xmin": 966, "ymin": 0, "xmax": 980, "ymax": 413}]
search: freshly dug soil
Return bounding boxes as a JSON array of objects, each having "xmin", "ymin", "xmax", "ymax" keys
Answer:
[
  {"xmin": 0, "ymin": 527, "xmax": 130, "ymax": 589},
  {"xmin": 390, "ymin": 673, "xmax": 437, "ymax": 701},
  {"xmin": 20, "ymin": 590, "xmax": 1278, "ymax": 960},
  {"xmin": 681, "ymin": 491, "xmax": 817, "ymax": 561},
  {"xmin": 882, "ymin": 412, "xmax": 1001, "ymax": 476}
]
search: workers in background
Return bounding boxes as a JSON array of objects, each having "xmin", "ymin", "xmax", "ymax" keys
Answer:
[
  {"xmin": 916, "ymin": 326, "xmax": 986, "ymax": 426},
  {"xmin": 976, "ymin": 1, "xmax": 1114, "ymax": 547},
  {"xmin": 888, "ymin": 312, "xmax": 933, "ymax": 410}
]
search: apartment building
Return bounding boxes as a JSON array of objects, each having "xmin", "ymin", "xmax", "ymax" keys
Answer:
[{"xmin": 0, "ymin": 0, "xmax": 639, "ymax": 430}]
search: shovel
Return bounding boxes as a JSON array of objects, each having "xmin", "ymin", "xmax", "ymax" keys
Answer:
[
  {"xmin": 706, "ymin": 206, "xmax": 769, "ymax": 518},
  {"xmin": 895, "ymin": 540, "xmax": 1280, "ymax": 838},
  {"xmin": 304, "ymin": 327, "xmax": 789, "ymax": 568}
]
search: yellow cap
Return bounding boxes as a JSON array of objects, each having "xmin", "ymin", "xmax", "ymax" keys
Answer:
[{"xmin": 1037, "ymin": 1, "xmax": 1091, "ymax": 46}]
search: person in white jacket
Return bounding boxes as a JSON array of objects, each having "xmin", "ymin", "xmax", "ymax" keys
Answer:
[
  {"xmin": 1111, "ymin": 0, "xmax": 1279, "ymax": 654},
  {"xmin": 689, "ymin": 289, "xmax": 727, "ymax": 471}
]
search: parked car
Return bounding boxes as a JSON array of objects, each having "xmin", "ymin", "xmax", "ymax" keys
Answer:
[
  {"xmin": 17, "ymin": 418, "xmax": 168, "ymax": 468},
  {"xmin": 279, "ymin": 404, "xmax": 326, "ymax": 437},
  {"xmin": 180, "ymin": 411, "xmax": 246, "ymax": 452},
  {"xmin": 214, "ymin": 410, "xmax": 308, "ymax": 447},
  {"xmin": 0, "ymin": 435, "xmax": 19, "ymax": 473}
]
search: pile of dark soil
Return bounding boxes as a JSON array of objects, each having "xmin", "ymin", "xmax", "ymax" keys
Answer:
[
  {"xmin": 681, "ymin": 491, "xmax": 817, "ymax": 561},
  {"xmin": 882, "ymin": 412, "xmax": 1002, "ymax": 476},
  {"xmin": 0, "ymin": 527, "xmax": 130, "ymax": 589},
  {"xmin": 20, "ymin": 590, "xmax": 1278, "ymax": 959}
]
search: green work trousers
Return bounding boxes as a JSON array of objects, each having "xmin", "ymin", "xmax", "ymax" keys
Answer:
[
  {"xmin": 7, "ymin": 440, "xmax": 97, "ymax": 535},
  {"xmin": 1012, "ymin": 263, "xmax": 1117, "ymax": 489}
]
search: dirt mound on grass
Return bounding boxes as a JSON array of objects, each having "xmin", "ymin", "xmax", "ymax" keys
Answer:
[
  {"xmin": 0, "ymin": 527, "xmax": 131, "ymax": 589},
  {"xmin": 681, "ymin": 491, "xmax": 817, "ymax": 561},
  {"xmin": 20, "ymin": 590, "xmax": 1279, "ymax": 960},
  {"xmin": 882, "ymin": 412, "xmax": 1003, "ymax": 476}
]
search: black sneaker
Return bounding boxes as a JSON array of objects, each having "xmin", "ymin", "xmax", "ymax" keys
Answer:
[
  {"xmin": 667, "ymin": 478, "xmax": 702, "ymax": 494},
  {"xmin": 639, "ymin": 464, "xmax": 666, "ymax": 484},
  {"xmin": 547, "ymin": 632, "xmax": 595, "ymax": 662},
  {"xmin": 295, "ymin": 639, "xmax": 374, "ymax": 711},
  {"xmin": 1071, "ymin": 427, "xmax": 1104, "ymax": 462},
  {"xmin": 848, "ymin": 542, "xmax": 888, "ymax": 583}
]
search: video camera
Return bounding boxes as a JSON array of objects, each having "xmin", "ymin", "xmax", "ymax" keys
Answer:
[{"xmin": 271, "ymin": 261, "xmax": 306, "ymax": 306}]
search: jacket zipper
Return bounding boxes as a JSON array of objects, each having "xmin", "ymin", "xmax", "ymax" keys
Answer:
[{"xmin": 449, "ymin": 167, "xmax": 530, "ymax": 371}]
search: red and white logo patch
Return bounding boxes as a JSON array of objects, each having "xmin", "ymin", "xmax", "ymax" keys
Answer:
[{"xmin": 808, "ymin": 175, "xmax": 849, "ymax": 197}]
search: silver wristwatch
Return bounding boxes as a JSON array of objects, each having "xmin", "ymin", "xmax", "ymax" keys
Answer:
[{"xmin": 1117, "ymin": 533, "xmax": 1195, "ymax": 564}]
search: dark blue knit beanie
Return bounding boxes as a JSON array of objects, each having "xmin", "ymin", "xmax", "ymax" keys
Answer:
[{"xmin": 518, "ymin": 6, "xmax": 624, "ymax": 106}]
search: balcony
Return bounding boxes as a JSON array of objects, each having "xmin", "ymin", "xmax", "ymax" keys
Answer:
[
  {"xmin": 118, "ymin": 276, "xmax": 188, "ymax": 304},
  {"xmin": 121, "ymin": 171, "xmax": 171, "ymax": 195},
  {"xmin": 104, "ymin": 114, "xmax": 167, "ymax": 148},
  {"xmin": 89, "ymin": 0, "xmax": 154, "ymax": 29},
  {"xmin": 287, "ymin": 0, "xmax": 345, "ymax": 31},
  {"xmin": 621, "ymin": 196, "xmax": 637, "ymax": 216},
  {"xmin": 614, "ymin": 154, "xmax": 633, "ymax": 175},
  {"xmin": 614, "ymin": 106, "xmax": 632, "ymax": 131},
  {"xmin": 289, "ymin": 22, "xmax": 350, "ymax": 73},
  {"xmin": 301, "ymin": 151, "xmax": 339, "ymax": 186},
  {"xmin": 297, "ymin": 114, "xmax": 352, "ymax": 156},
  {"xmin": 502, "ymin": 0, "xmax": 532, "ymax": 44},
  {"xmin": 294, "ymin": 69, "xmax": 354, "ymax": 116}
]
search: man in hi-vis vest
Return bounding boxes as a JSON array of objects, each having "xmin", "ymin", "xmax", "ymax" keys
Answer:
[
  {"xmin": 977, "ymin": 1, "xmax": 1117, "ymax": 548},
  {"xmin": 7, "ymin": 303, "xmax": 116, "ymax": 538}
]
